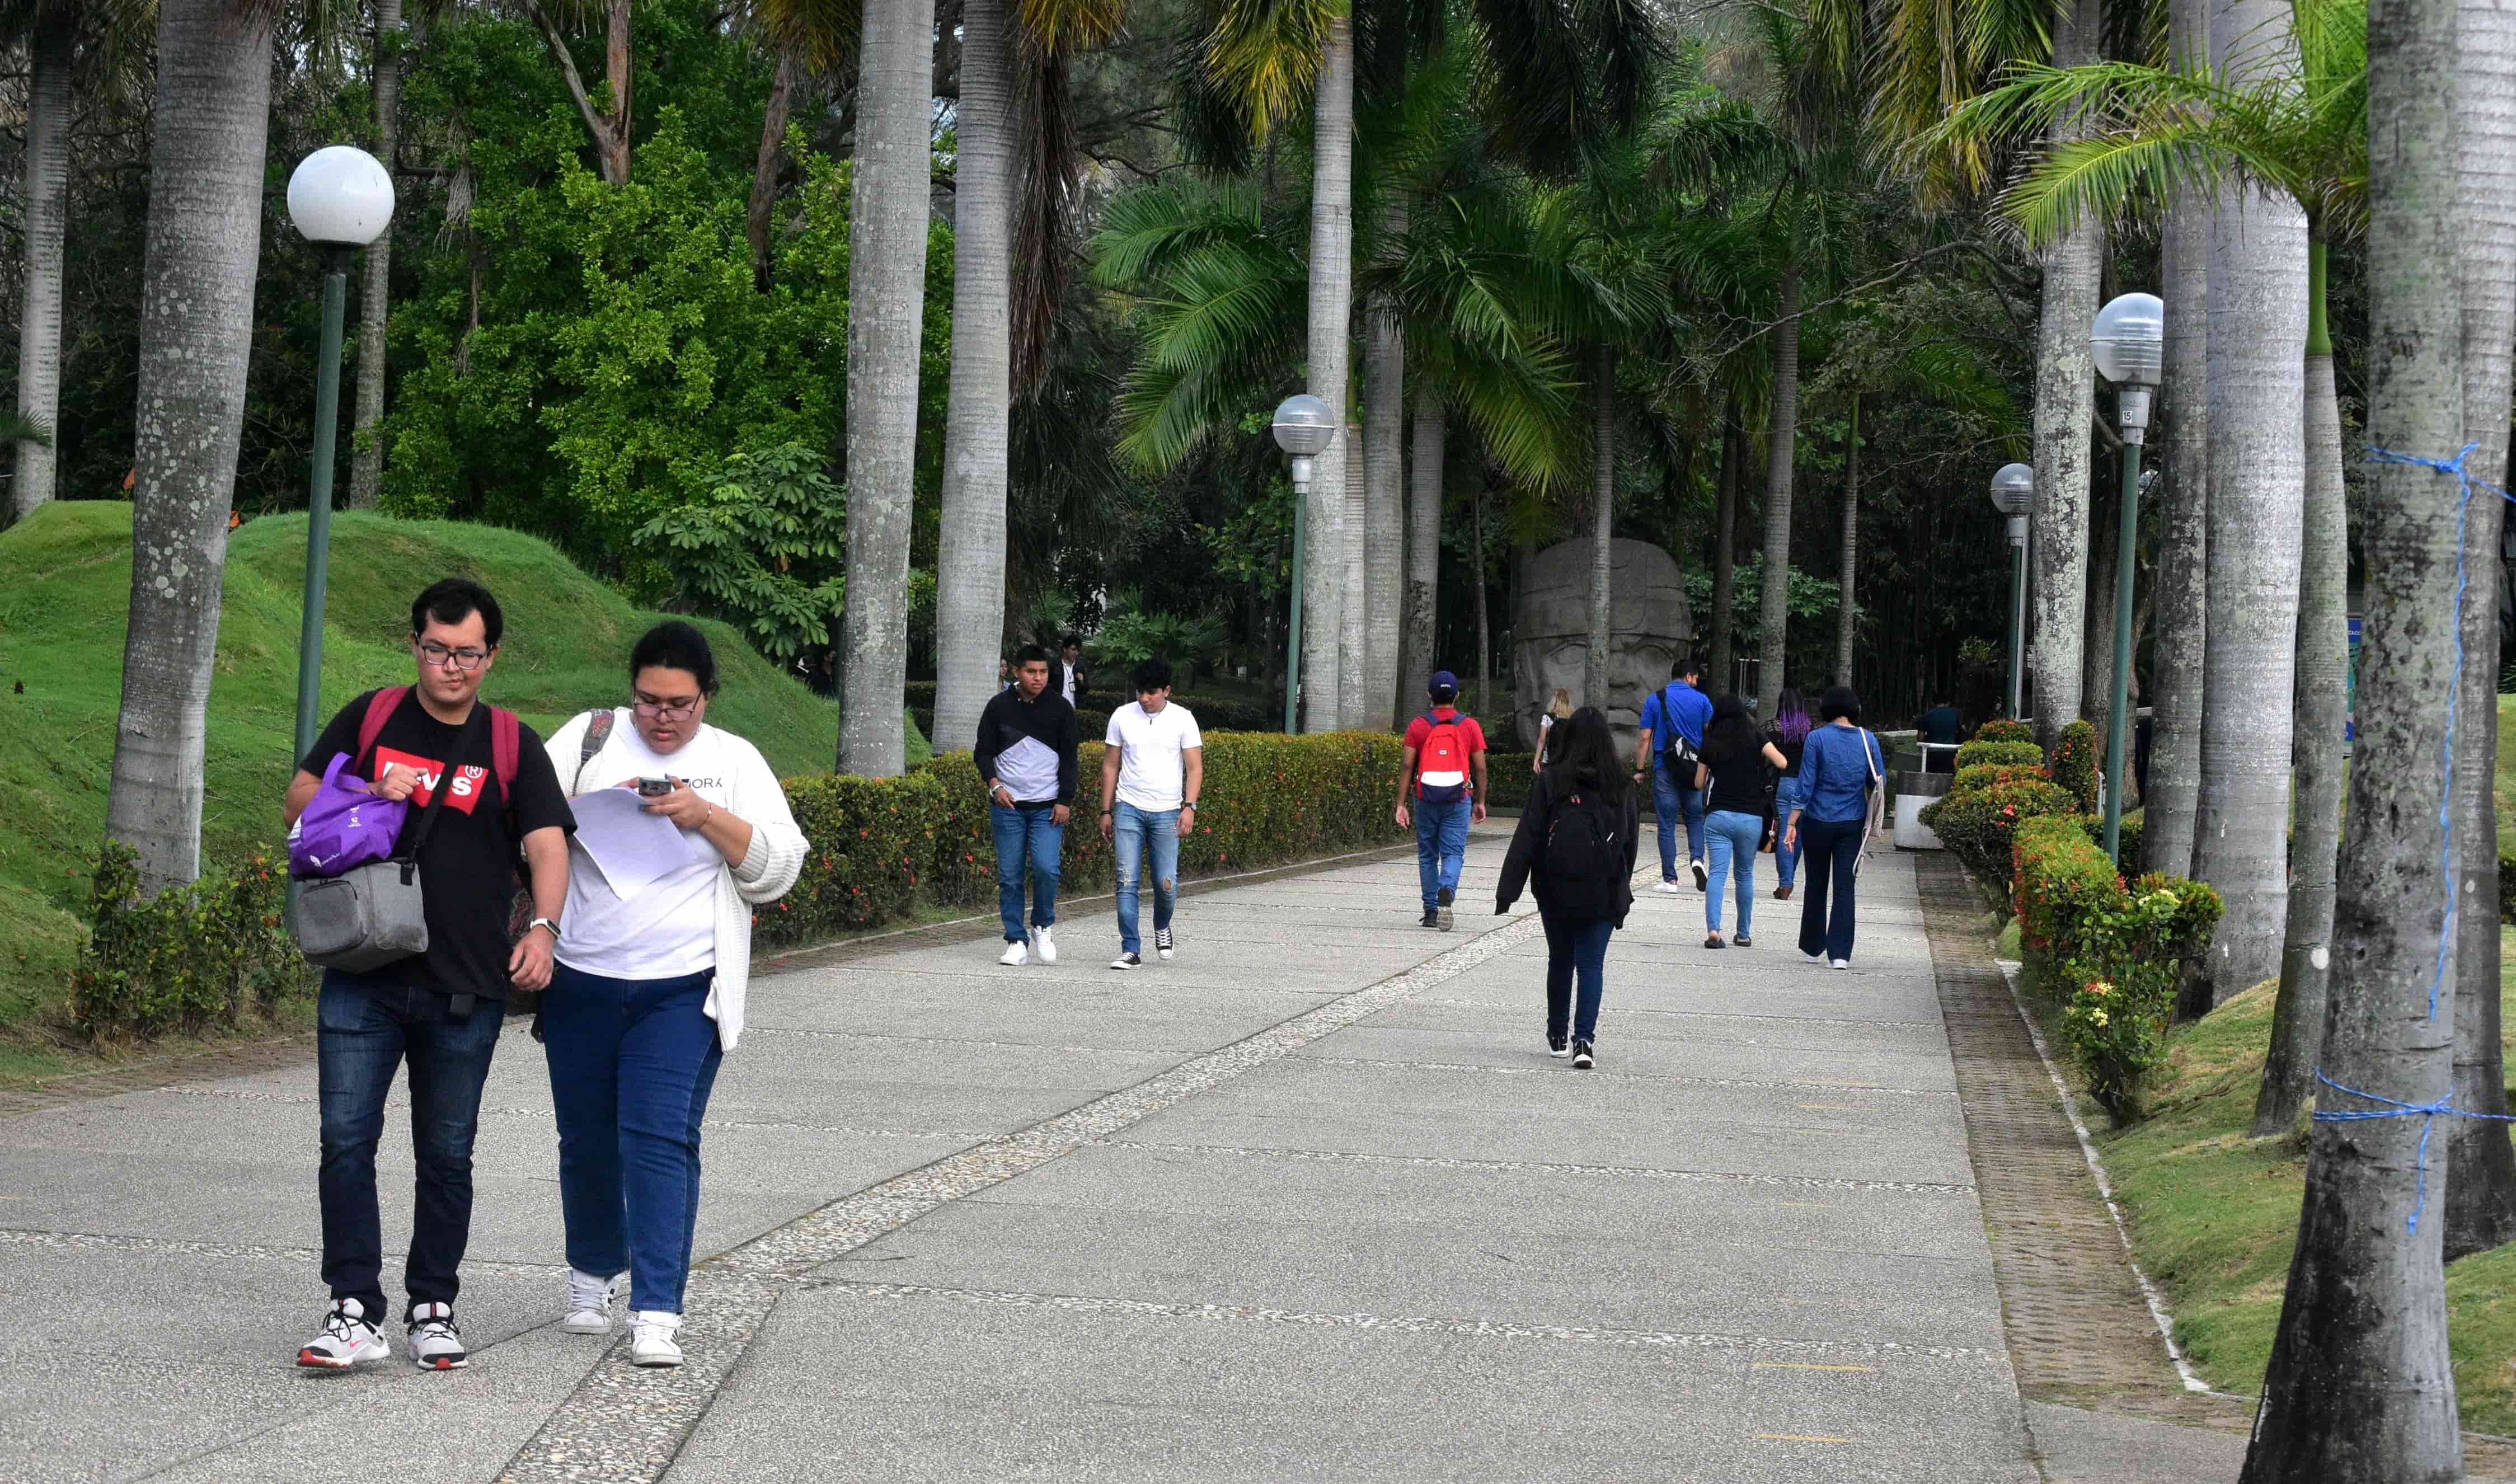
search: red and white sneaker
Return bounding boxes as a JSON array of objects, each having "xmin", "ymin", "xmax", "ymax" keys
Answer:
[
  {"xmin": 406, "ymin": 1302, "xmax": 468, "ymax": 1370},
  {"xmin": 297, "ymin": 1297, "xmax": 389, "ymax": 1369}
]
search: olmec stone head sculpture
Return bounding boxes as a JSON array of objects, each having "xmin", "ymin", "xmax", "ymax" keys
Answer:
[{"xmin": 1513, "ymin": 538, "xmax": 1694, "ymax": 754}]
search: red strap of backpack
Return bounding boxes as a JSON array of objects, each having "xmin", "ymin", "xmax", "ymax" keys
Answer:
[
  {"xmin": 491, "ymin": 706, "xmax": 519, "ymax": 795},
  {"xmin": 353, "ymin": 687, "xmax": 410, "ymax": 771}
]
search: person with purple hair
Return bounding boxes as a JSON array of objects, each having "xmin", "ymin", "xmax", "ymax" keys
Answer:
[{"xmin": 1766, "ymin": 687, "xmax": 1811, "ymax": 900}]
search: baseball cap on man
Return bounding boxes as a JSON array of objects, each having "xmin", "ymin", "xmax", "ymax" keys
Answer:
[{"xmin": 1428, "ymin": 670, "xmax": 1459, "ymax": 701}]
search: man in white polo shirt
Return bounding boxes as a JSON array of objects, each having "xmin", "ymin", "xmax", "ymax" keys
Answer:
[{"xmin": 1097, "ymin": 658, "xmax": 1204, "ymax": 970}]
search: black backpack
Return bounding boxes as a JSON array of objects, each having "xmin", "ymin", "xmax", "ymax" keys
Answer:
[{"xmin": 1542, "ymin": 782, "xmax": 1623, "ymax": 892}]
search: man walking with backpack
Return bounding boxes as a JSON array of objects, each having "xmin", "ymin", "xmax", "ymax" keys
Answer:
[
  {"xmin": 283, "ymin": 578, "xmax": 576, "ymax": 1371},
  {"xmin": 1395, "ymin": 671, "xmax": 1488, "ymax": 929},
  {"xmin": 1636, "ymin": 658, "xmax": 1715, "ymax": 894},
  {"xmin": 977, "ymin": 644, "xmax": 1081, "ymax": 965}
]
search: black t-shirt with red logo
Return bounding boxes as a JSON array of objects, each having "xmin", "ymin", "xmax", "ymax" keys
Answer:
[{"xmin": 302, "ymin": 688, "xmax": 575, "ymax": 1001}]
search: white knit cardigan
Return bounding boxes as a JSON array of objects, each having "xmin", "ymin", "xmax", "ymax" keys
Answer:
[{"xmin": 542, "ymin": 711, "xmax": 810, "ymax": 1051}]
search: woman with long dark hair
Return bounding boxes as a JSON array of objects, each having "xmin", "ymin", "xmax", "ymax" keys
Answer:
[
  {"xmin": 1497, "ymin": 707, "xmax": 1640, "ymax": 1069},
  {"xmin": 1767, "ymin": 687, "xmax": 1813, "ymax": 900},
  {"xmin": 1784, "ymin": 686, "xmax": 1886, "ymax": 968},
  {"xmin": 1694, "ymin": 696, "xmax": 1790, "ymax": 948}
]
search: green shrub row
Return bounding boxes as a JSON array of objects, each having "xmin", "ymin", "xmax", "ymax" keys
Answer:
[
  {"xmin": 2012, "ymin": 815, "xmax": 2222, "ymax": 1121},
  {"xmin": 72, "ymin": 842, "xmax": 310, "ymax": 1040},
  {"xmin": 2050, "ymin": 720, "xmax": 2101, "ymax": 814},
  {"xmin": 1973, "ymin": 719, "xmax": 2035, "ymax": 745},
  {"xmin": 1955, "ymin": 738, "xmax": 2046, "ymax": 771},
  {"xmin": 1922, "ymin": 776, "xmax": 2080, "ymax": 882}
]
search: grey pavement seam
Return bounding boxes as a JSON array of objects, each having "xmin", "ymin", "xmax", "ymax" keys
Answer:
[
  {"xmin": 149, "ymin": 1086, "xmax": 997, "ymax": 1143},
  {"xmin": 1409, "ymin": 996, "xmax": 1944, "ymax": 1030},
  {"xmin": 0, "ymin": 1226, "xmax": 567, "ymax": 1276},
  {"xmin": 492, "ymin": 884, "xmax": 1564, "ymax": 1482},
  {"xmin": 788, "ymin": 1280, "xmax": 2007, "ymax": 1364},
  {"xmin": 1101, "ymin": 1139, "xmax": 1980, "ymax": 1195},
  {"xmin": 1297, "ymin": 1054, "xmax": 1962, "ymax": 1097}
]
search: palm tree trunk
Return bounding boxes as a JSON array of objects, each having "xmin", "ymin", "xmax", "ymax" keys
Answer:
[
  {"xmin": 104, "ymin": 0, "xmax": 277, "ymax": 894},
  {"xmin": 2253, "ymin": 241, "xmax": 2345, "ymax": 1137},
  {"xmin": 10, "ymin": 13, "xmax": 73, "ymax": 523},
  {"xmin": 933, "ymin": 0, "xmax": 1011, "ymax": 759},
  {"xmin": 1834, "ymin": 391, "xmax": 1859, "ymax": 685},
  {"xmin": 1586, "ymin": 346, "xmax": 1616, "ymax": 707},
  {"xmin": 838, "ymin": 0, "xmax": 938, "ymax": 776},
  {"xmin": 1473, "ymin": 478, "xmax": 1491, "ymax": 721},
  {"xmin": 1400, "ymin": 385, "xmax": 1444, "ymax": 709},
  {"xmin": 748, "ymin": 48, "xmax": 801, "ymax": 293},
  {"xmin": 2444, "ymin": 0, "xmax": 2516, "ymax": 1261},
  {"xmin": 2027, "ymin": 0, "xmax": 2105, "ymax": 749},
  {"xmin": 1299, "ymin": 16, "xmax": 1354, "ymax": 732},
  {"xmin": 2240, "ymin": 0, "xmax": 2465, "ymax": 1463},
  {"xmin": 1710, "ymin": 401, "xmax": 1739, "ymax": 690},
  {"xmin": 345, "ymin": 0, "xmax": 403, "ymax": 511},
  {"xmin": 2146, "ymin": 0, "xmax": 2212, "ymax": 873},
  {"xmin": 1754, "ymin": 262, "xmax": 1801, "ymax": 717},
  {"xmin": 2192, "ymin": 0, "xmax": 2311, "ymax": 1005},
  {"xmin": 1363, "ymin": 200, "xmax": 1406, "ymax": 731},
  {"xmin": 1340, "ymin": 419, "xmax": 1366, "ymax": 724}
]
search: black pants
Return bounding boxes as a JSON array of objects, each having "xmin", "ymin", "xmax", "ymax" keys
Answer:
[
  {"xmin": 1796, "ymin": 817, "xmax": 1863, "ymax": 962},
  {"xmin": 1541, "ymin": 912, "xmax": 1615, "ymax": 1043}
]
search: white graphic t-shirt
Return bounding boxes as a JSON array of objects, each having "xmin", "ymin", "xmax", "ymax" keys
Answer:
[
  {"xmin": 1105, "ymin": 701, "xmax": 1204, "ymax": 813},
  {"xmin": 555, "ymin": 713, "xmax": 730, "ymax": 980}
]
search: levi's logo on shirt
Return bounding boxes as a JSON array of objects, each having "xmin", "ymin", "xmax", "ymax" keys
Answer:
[{"xmin": 374, "ymin": 746, "xmax": 488, "ymax": 814}]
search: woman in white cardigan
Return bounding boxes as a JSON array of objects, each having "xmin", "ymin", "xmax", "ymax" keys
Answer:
[{"xmin": 538, "ymin": 621, "xmax": 806, "ymax": 1368}]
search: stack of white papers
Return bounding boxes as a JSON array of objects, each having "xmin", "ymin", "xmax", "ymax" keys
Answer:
[{"xmin": 569, "ymin": 788, "xmax": 718, "ymax": 897}]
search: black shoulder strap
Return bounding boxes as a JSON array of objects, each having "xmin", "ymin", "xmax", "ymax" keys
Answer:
[
  {"xmin": 573, "ymin": 707, "xmax": 616, "ymax": 793},
  {"xmin": 393, "ymin": 706, "xmax": 487, "ymax": 874}
]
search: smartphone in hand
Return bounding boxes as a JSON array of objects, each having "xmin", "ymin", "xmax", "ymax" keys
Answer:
[{"xmin": 636, "ymin": 777, "xmax": 674, "ymax": 797}]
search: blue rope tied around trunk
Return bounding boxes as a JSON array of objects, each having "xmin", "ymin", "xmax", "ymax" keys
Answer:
[{"xmin": 2312, "ymin": 1071, "xmax": 2516, "ymax": 1233}]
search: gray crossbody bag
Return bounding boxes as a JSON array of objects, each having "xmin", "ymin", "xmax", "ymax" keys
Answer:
[{"xmin": 295, "ymin": 709, "xmax": 480, "ymax": 973}]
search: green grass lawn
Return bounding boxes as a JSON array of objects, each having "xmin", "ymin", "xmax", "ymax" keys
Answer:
[
  {"xmin": 2093, "ymin": 930, "xmax": 2516, "ymax": 1432},
  {"xmin": 0, "ymin": 500, "xmax": 924, "ymax": 1045}
]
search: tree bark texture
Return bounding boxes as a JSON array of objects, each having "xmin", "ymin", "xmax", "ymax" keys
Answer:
[
  {"xmin": 1363, "ymin": 203, "xmax": 1407, "ymax": 731},
  {"xmin": 1834, "ymin": 391, "xmax": 1859, "ymax": 686},
  {"xmin": 345, "ymin": 0, "xmax": 403, "ymax": 510},
  {"xmin": 748, "ymin": 48, "xmax": 801, "ymax": 293},
  {"xmin": 1473, "ymin": 481, "xmax": 1491, "ymax": 720},
  {"xmin": 1587, "ymin": 346, "xmax": 1616, "ymax": 709},
  {"xmin": 11, "ymin": 15, "xmax": 72, "ymax": 522},
  {"xmin": 1754, "ymin": 265, "xmax": 1801, "ymax": 718},
  {"xmin": 1341, "ymin": 421, "xmax": 1367, "ymax": 725},
  {"xmin": 2445, "ymin": 0, "xmax": 2516, "ymax": 1262},
  {"xmin": 522, "ymin": 0, "xmax": 618, "ymax": 182},
  {"xmin": 1710, "ymin": 402, "xmax": 1740, "ymax": 690},
  {"xmin": 604, "ymin": 0, "xmax": 633, "ymax": 184},
  {"xmin": 105, "ymin": 0, "xmax": 276, "ymax": 893},
  {"xmin": 1299, "ymin": 17, "xmax": 1354, "ymax": 733},
  {"xmin": 2191, "ymin": 0, "xmax": 2311, "ymax": 1006},
  {"xmin": 2240, "ymin": 0, "xmax": 2465, "ymax": 1464},
  {"xmin": 838, "ymin": 0, "xmax": 938, "ymax": 776},
  {"xmin": 1400, "ymin": 386, "xmax": 1444, "ymax": 712},
  {"xmin": 932, "ymin": 0, "xmax": 1012, "ymax": 759},
  {"xmin": 2253, "ymin": 306, "xmax": 2345, "ymax": 1138}
]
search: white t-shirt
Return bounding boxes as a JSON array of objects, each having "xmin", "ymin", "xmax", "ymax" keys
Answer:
[
  {"xmin": 552, "ymin": 711, "xmax": 730, "ymax": 980},
  {"xmin": 1105, "ymin": 701, "xmax": 1204, "ymax": 812}
]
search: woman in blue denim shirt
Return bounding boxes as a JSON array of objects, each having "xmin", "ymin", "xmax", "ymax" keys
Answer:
[{"xmin": 1782, "ymin": 687, "xmax": 1884, "ymax": 968}]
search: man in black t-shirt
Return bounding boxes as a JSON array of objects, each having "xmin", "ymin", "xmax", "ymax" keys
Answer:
[{"xmin": 283, "ymin": 578, "xmax": 575, "ymax": 1372}]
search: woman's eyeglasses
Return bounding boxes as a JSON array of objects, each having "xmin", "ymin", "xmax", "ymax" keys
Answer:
[{"xmin": 632, "ymin": 698, "xmax": 701, "ymax": 721}]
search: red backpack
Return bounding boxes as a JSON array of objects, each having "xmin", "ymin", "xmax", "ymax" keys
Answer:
[
  {"xmin": 355, "ymin": 685, "xmax": 522, "ymax": 833},
  {"xmin": 1415, "ymin": 712, "xmax": 1472, "ymax": 804}
]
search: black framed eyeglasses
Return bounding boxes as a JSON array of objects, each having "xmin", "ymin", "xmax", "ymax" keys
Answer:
[
  {"xmin": 417, "ymin": 640, "xmax": 491, "ymax": 671},
  {"xmin": 632, "ymin": 697, "xmax": 701, "ymax": 721}
]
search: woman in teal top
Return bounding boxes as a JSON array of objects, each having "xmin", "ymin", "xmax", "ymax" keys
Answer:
[{"xmin": 1782, "ymin": 687, "xmax": 1885, "ymax": 967}]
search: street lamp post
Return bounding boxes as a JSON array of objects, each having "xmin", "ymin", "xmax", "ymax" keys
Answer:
[
  {"xmin": 284, "ymin": 146, "xmax": 394, "ymax": 920},
  {"xmin": 1989, "ymin": 463, "xmax": 2034, "ymax": 722},
  {"xmin": 2091, "ymin": 292, "xmax": 2165, "ymax": 865},
  {"xmin": 1271, "ymin": 395, "xmax": 1336, "ymax": 734}
]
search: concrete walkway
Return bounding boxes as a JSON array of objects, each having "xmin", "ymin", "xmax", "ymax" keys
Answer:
[{"xmin": 5, "ymin": 825, "xmax": 2131, "ymax": 1481}]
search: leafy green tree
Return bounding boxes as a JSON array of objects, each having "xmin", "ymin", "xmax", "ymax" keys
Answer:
[{"xmin": 633, "ymin": 442, "xmax": 847, "ymax": 660}]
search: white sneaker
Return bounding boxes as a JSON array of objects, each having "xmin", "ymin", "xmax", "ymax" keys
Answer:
[
  {"xmin": 1691, "ymin": 859, "xmax": 1709, "ymax": 891},
  {"xmin": 297, "ymin": 1297, "xmax": 388, "ymax": 1369},
  {"xmin": 563, "ymin": 1267, "xmax": 625, "ymax": 1335},
  {"xmin": 406, "ymin": 1302, "xmax": 468, "ymax": 1370},
  {"xmin": 999, "ymin": 939, "xmax": 1029, "ymax": 966},
  {"xmin": 1830, "ymin": 958, "xmax": 1851, "ymax": 971},
  {"xmin": 1155, "ymin": 927, "xmax": 1175, "ymax": 960},
  {"xmin": 1032, "ymin": 926, "xmax": 1058, "ymax": 964},
  {"xmin": 1110, "ymin": 952, "xmax": 1142, "ymax": 970},
  {"xmin": 1654, "ymin": 879, "xmax": 1683, "ymax": 895},
  {"xmin": 628, "ymin": 1309, "xmax": 684, "ymax": 1368}
]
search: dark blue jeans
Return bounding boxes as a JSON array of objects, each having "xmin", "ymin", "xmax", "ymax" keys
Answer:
[
  {"xmin": 1651, "ymin": 762, "xmax": 1707, "ymax": 881},
  {"xmin": 1415, "ymin": 796, "xmax": 1470, "ymax": 911},
  {"xmin": 1797, "ymin": 816, "xmax": 1865, "ymax": 961},
  {"xmin": 316, "ymin": 971, "xmax": 504, "ymax": 1323},
  {"xmin": 1772, "ymin": 774, "xmax": 1805, "ymax": 890},
  {"xmin": 992, "ymin": 803, "xmax": 1063, "ymax": 941},
  {"xmin": 541, "ymin": 962, "xmax": 724, "ymax": 1314},
  {"xmin": 1541, "ymin": 912, "xmax": 1615, "ymax": 1042},
  {"xmin": 1112, "ymin": 802, "xmax": 1180, "ymax": 955}
]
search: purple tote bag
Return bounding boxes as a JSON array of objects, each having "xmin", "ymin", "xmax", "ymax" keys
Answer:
[{"xmin": 288, "ymin": 753, "xmax": 407, "ymax": 879}]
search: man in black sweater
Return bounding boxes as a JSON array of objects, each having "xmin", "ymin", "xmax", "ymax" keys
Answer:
[{"xmin": 975, "ymin": 644, "xmax": 1080, "ymax": 965}]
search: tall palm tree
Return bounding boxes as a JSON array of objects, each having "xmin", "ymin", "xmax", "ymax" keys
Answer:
[
  {"xmin": 345, "ymin": 0, "xmax": 404, "ymax": 510},
  {"xmin": 1308, "ymin": 14, "xmax": 1354, "ymax": 730},
  {"xmin": 1833, "ymin": 388, "xmax": 1858, "ymax": 684},
  {"xmin": 104, "ymin": 0, "xmax": 278, "ymax": 894}
]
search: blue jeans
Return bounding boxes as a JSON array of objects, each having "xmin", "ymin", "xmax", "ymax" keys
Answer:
[
  {"xmin": 1773, "ymin": 774, "xmax": 1806, "ymax": 890},
  {"xmin": 1541, "ymin": 913, "xmax": 1614, "ymax": 1042},
  {"xmin": 992, "ymin": 803, "xmax": 1063, "ymax": 941},
  {"xmin": 541, "ymin": 962, "xmax": 724, "ymax": 1314},
  {"xmin": 1798, "ymin": 816, "xmax": 1865, "ymax": 961},
  {"xmin": 1113, "ymin": 802, "xmax": 1180, "ymax": 955},
  {"xmin": 1651, "ymin": 762, "xmax": 1707, "ymax": 880},
  {"xmin": 1416, "ymin": 795, "xmax": 1471, "ymax": 910},
  {"xmin": 316, "ymin": 972, "xmax": 504, "ymax": 1322},
  {"xmin": 1705, "ymin": 810, "xmax": 1762, "ymax": 936}
]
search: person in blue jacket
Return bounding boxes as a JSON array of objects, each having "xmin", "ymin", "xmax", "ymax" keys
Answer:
[
  {"xmin": 1783, "ymin": 686, "xmax": 1886, "ymax": 968},
  {"xmin": 1634, "ymin": 658, "xmax": 1714, "ymax": 895}
]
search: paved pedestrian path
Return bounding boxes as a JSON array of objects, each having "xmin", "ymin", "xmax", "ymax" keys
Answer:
[{"xmin": 4, "ymin": 825, "xmax": 2168, "ymax": 1481}]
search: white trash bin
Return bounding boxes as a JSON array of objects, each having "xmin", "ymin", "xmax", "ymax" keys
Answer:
[{"xmin": 1894, "ymin": 768, "xmax": 1951, "ymax": 851}]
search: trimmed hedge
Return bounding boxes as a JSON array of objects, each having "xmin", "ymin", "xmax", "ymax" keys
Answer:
[
  {"xmin": 2013, "ymin": 815, "xmax": 2222, "ymax": 1121},
  {"xmin": 762, "ymin": 730, "xmax": 1412, "ymax": 948},
  {"xmin": 1921, "ymin": 776, "xmax": 2080, "ymax": 882},
  {"xmin": 2077, "ymin": 809, "xmax": 2145, "ymax": 870},
  {"xmin": 1974, "ymin": 719, "xmax": 2035, "ymax": 745},
  {"xmin": 72, "ymin": 841, "xmax": 309, "ymax": 1039},
  {"xmin": 2050, "ymin": 720, "xmax": 2101, "ymax": 813},
  {"xmin": 1955, "ymin": 738, "xmax": 2046, "ymax": 770},
  {"xmin": 1484, "ymin": 755, "xmax": 1537, "ymax": 810},
  {"xmin": 1953, "ymin": 761, "xmax": 2049, "ymax": 795}
]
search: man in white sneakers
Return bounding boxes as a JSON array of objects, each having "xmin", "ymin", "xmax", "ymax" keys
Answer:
[
  {"xmin": 1099, "ymin": 658, "xmax": 1204, "ymax": 969},
  {"xmin": 975, "ymin": 644, "xmax": 1079, "ymax": 964}
]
